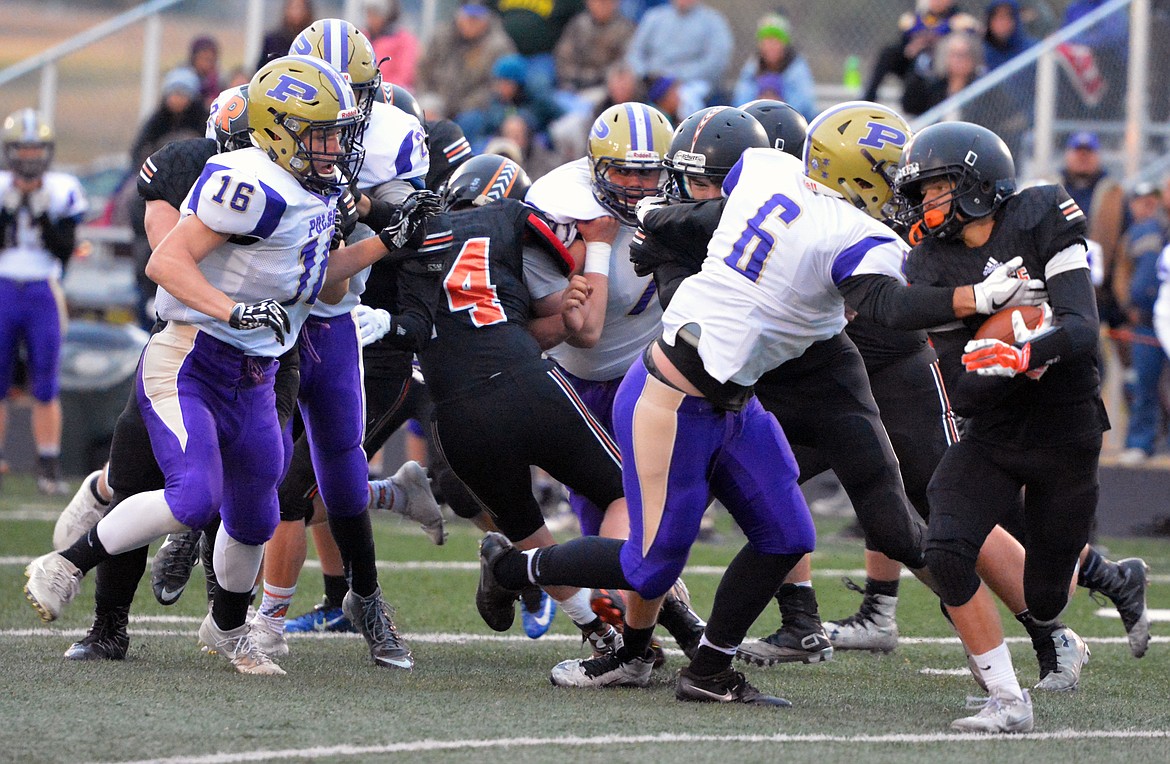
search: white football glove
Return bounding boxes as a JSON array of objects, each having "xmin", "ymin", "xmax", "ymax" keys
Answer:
[
  {"xmin": 355, "ymin": 304, "xmax": 393, "ymax": 347},
  {"xmin": 972, "ymin": 256, "xmax": 1048, "ymax": 313},
  {"xmin": 634, "ymin": 195, "xmax": 669, "ymax": 225},
  {"xmin": 1014, "ymin": 302, "xmax": 1054, "ymax": 380},
  {"xmin": 1, "ymin": 187, "xmax": 22, "ymax": 214}
]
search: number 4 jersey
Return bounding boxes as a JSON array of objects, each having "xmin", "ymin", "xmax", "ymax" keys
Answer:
[
  {"xmin": 155, "ymin": 146, "xmax": 337, "ymax": 357},
  {"xmin": 663, "ymin": 148, "xmax": 909, "ymax": 387}
]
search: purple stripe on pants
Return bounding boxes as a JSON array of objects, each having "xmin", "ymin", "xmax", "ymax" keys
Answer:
[
  {"xmin": 136, "ymin": 324, "xmax": 283, "ymax": 545},
  {"xmin": 613, "ymin": 355, "xmax": 815, "ymax": 599},
  {"xmin": 0, "ymin": 277, "xmax": 61, "ymax": 401},
  {"xmin": 297, "ymin": 313, "xmax": 369, "ymax": 517}
]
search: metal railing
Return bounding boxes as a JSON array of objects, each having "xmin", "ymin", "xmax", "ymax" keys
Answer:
[
  {"xmin": 0, "ymin": 0, "xmax": 190, "ymax": 126},
  {"xmin": 910, "ymin": 0, "xmax": 1146, "ymax": 181}
]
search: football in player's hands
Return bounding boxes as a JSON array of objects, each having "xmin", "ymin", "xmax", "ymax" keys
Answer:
[
  {"xmin": 971, "ymin": 256, "xmax": 1048, "ymax": 313},
  {"xmin": 973, "ymin": 303, "xmax": 1050, "ymax": 344}
]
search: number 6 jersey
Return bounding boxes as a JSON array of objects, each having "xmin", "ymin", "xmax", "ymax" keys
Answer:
[
  {"xmin": 663, "ymin": 147, "xmax": 909, "ymax": 386},
  {"xmin": 155, "ymin": 146, "xmax": 337, "ymax": 357}
]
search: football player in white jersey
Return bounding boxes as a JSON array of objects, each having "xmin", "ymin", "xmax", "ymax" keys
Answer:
[
  {"xmin": 0, "ymin": 109, "xmax": 87, "ymax": 495},
  {"xmin": 245, "ymin": 19, "xmax": 442, "ymax": 670},
  {"xmin": 24, "ymin": 55, "xmax": 365, "ymax": 676},
  {"xmin": 521, "ymin": 103, "xmax": 707, "ymax": 651},
  {"xmin": 477, "ymin": 101, "xmax": 1048, "ymax": 705}
]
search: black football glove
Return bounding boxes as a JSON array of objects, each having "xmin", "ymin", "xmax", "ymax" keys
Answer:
[
  {"xmin": 331, "ymin": 188, "xmax": 361, "ymax": 250},
  {"xmin": 377, "ymin": 189, "xmax": 444, "ymax": 251},
  {"xmin": 229, "ymin": 299, "xmax": 292, "ymax": 344}
]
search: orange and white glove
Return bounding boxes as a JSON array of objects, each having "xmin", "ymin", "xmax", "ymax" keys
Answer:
[
  {"xmin": 1013, "ymin": 303, "xmax": 1054, "ymax": 380},
  {"xmin": 962, "ymin": 338, "xmax": 1031, "ymax": 377}
]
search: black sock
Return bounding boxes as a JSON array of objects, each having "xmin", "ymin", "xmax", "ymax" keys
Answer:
[
  {"xmin": 576, "ymin": 615, "xmax": 605, "ymax": 632},
  {"xmin": 688, "ymin": 644, "xmax": 733, "ymax": 676},
  {"xmin": 93, "ymin": 547, "xmax": 149, "ymax": 611},
  {"xmin": 618, "ymin": 622, "xmax": 656, "ymax": 661},
  {"xmin": 1016, "ymin": 609, "xmax": 1061, "ymax": 640},
  {"xmin": 327, "ymin": 512, "xmax": 378, "ymax": 597},
  {"xmin": 1078, "ymin": 547, "xmax": 1108, "ymax": 589},
  {"xmin": 211, "ymin": 587, "xmax": 253, "ymax": 631},
  {"xmin": 867, "ymin": 577, "xmax": 900, "ymax": 599},
  {"xmin": 38, "ymin": 454, "xmax": 60, "ymax": 481},
  {"xmin": 531, "ymin": 536, "xmax": 630, "ymax": 589},
  {"xmin": 704, "ymin": 543, "xmax": 804, "ymax": 649},
  {"xmin": 323, "ymin": 574, "xmax": 349, "ymax": 608},
  {"xmin": 61, "ymin": 527, "xmax": 111, "ymax": 574}
]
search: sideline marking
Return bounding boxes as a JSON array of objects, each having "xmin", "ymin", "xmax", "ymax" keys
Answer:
[{"xmin": 88, "ymin": 729, "xmax": 1170, "ymax": 764}]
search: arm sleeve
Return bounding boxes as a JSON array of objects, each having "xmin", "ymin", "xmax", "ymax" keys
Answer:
[
  {"xmin": 1018, "ymin": 265, "xmax": 1100, "ymax": 369},
  {"xmin": 382, "ymin": 248, "xmax": 447, "ymax": 353},
  {"xmin": 839, "ymin": 273, "xmax": 959, "ymax": 329},
  {"xmin": 653, "ymin": 260, "xmax": 697, "ymax": 309},
  {"xmin": 38, "ymin": 216, "xmax": 78, "ymax": 262}
]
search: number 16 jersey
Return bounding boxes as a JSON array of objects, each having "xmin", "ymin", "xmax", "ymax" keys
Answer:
[
  {"xmin": 155, "ymin": 146, "xmax": 337, "ymax": 357},
  {"xmin": 663, "ymin": 148, "xmax": 909, "ymax": 387}
]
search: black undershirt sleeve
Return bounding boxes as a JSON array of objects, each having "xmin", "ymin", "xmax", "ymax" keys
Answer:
[
  {"xmin": 39, "ymin": 216, "xmax": 78, "ymax": 262},
  {"xmin": 1020, "ymin": 268, "xmax": 1099, "ymax": 370},
  {"xmin": 838, "ymin": 273, "xmax": 958, "ymax": 330}
]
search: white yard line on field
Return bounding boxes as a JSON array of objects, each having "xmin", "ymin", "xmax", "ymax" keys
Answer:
[{"xmin": 86, "ymin": 729, "xmax": 1170, "ymax": 764}]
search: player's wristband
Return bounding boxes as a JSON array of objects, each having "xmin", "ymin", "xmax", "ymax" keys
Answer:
[{"xmin": 583, "ymin": 242, "xmax": 612, "ymax": 276}]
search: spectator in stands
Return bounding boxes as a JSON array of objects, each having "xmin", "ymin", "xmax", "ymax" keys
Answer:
[
  {"xmin": 416, "ymin": 1, "xmax": 517, "ymax": 119},
  {"xmin": 1117, "ymin": 180, "xmax": 1168, "ymax": 464},
  {"xmin": 554, "ymin": 0, "xmax": 635, "ymax": 96},
  {"xmin": 188, "ymin": 36, "xmax": 221, "ymax": 110},
  {"xmin": 730, "ymin": 12, "xmax": 816, "ymax": 121},
  {"xmin": 983, "ymin": 0, "xmax": 1036, "ymax": 71},
  {"xmin": 863, "ymin": 0, "xmax": 979, "ymax": 103},
  {"xmin": 901, "ymin": 30, "xmax": 983, "ymax": 116},
  {"xmin": 1062, "ymin": 132, "xmax": 1128, "ymax": 333},
  {"xmin": 596, "ymin": 62, "xmax": 643, "ymax": 116},
  {"xmin": 645, "ymin": 75, "xmax": 681, "ymax": 121},
  {"xmin": 625, "ymin": 0, "xmax": 733, "ymax": 119},
  {"xmin": 129, "ymin": 68, "xmax": 207, "ymax": 170},
  {"xmin": 363, "ymin": 0, "xmax": 420, "ymax": 90},
  {"xmin": 257, "ymin": 0, "xmax": 315, "ymax": 69},
  {"xmin": 455, "ymin": 53, "xmax": 564, "ymax": 153},
  {"xmin": 491, "ymin": 0, "xmax": 584, "ymax": 93}
]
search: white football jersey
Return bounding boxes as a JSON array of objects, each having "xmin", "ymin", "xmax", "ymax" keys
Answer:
[
  {"xmin": 0, "ymin": 170, "xmax": 88, "ymax": 281},
  {"xmin": 357, "ymin": 100, "xmax": 428, "ymax": 190},
  {"xmin": 526, "ymin": 158, "xmax": 664, "ymax": 381},
  {"xmin": 664, "ymin": 148, "xmax": 908, "ymax": 386},
  {"xmin": 155, "ymin": 147, "xmax": 336, "ymax": 357}
]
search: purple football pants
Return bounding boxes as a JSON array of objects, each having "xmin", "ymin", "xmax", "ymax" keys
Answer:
[{"xmin": 613, "ymin": 355, "xmax": 816, "ymax": 599}]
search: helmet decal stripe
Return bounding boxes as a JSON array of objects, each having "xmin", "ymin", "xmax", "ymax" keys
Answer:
[
  {"xmin": 624, "ymin": 104, "xmax": 640, "ymax": 151},
  {"xmin": 640, "ymin": 105, "xmax": 655, "ymax": 150}
]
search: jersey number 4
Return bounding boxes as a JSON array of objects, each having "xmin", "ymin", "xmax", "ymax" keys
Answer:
[
  {"xmin": 724, "ymin": 193, "xmax": 801, "ymax": 282},
  {"xmin": 443, "ymin": 237, "xmax": 506, "ymax": 327}
]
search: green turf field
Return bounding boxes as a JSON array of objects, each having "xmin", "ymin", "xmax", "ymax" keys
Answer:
[{"xmin": 2, "ymin": 473, "xmax": 1167, "ymax": 764}]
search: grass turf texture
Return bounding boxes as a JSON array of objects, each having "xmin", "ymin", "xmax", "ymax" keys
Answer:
[{"xmin": 1, "ymin": 473, "xmax": 1168, "ymax": 764}]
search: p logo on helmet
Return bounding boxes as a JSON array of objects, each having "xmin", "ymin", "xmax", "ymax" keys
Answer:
[
  {"xmin": 265, "ymin": 76, "xmax": 319, "ymax": 104},
  {"xmin": 858, "ymin": 122, "xmax": 908, "ymax": 151}
]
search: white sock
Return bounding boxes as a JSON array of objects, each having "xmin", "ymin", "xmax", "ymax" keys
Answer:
[
  {"xmin": 213, "ymin": 531, "xmax": 265, "ymax": 593},
  {"xmin": 698, "ymin": 635, "xmax": 736, "ymax": 655},
  {"xmin": 257, "ymin": 582, "xmax": 296, "ymax": 625},
  {"xmin": 971, "ymin": 642, "xmax": 1024, "ymax": 701},
  {"xmin": 96, "ymin": 489, "xmax": 187, "ymax": 555},
  {"xmin": 366, "ymin": 478, "xmax": 403, "ymax": 512},
  {"xmin": 555, "ymin": 587, "xmax": 594, "ymax": 624}
]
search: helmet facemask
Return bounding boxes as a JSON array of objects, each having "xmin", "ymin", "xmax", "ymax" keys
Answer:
[
  {"xmin": 279, "ymin": 113, "xmax": 365, "ymax": 194},
  {"xmin": 4, "ymin": 142, "xmax": 52, "ymax": 180}
]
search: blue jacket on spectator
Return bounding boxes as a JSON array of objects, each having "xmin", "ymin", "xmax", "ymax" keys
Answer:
[
  {"xmin": 984, "ymin": 0, "xmax": 1036, "ymax": 71},
  {"xmin": 1127, "ymin": 216, "xmax": 1167, "ymax": 325}
]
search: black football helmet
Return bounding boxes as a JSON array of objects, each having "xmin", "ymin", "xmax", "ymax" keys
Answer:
[
  {"xmin": 893, "ymin": 121, "xmax": 1016, "ymax": 241},
  {"xmin": 738, "ymin": 99, "xmax": 808, "ymax": 159},
  {"xmin": 442, "ymin": 153, "xmax": 531, "ymax": 210},
  {"xmin": 663, "ymin": 106, "xmax": 770, "ymax": 200}
]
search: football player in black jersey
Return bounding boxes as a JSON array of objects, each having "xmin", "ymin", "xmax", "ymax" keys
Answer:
[
  {"xmin": 896, "ymin": 121, "xmax": 1114, "ymax": 733},
  {"xmin": 415, "ymin": 154, "xmax": 637, "ymax": 653}
]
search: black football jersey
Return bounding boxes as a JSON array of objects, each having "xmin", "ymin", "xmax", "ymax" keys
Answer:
[
  {"xmin": 418, "ymin": 199, "xmax": 572, "ymax": 402},
  {"xmin": 904, "ymin": 184, "xmax": 1108, "ymax": 445},
  {"xmin": 137, "ymin": 138, "xmax": 217, "ymax": 208}
]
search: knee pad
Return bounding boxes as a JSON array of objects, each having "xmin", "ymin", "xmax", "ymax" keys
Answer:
[{"xmin": 924, "ymin": 539, "xmax": 982, "ymax": 608}]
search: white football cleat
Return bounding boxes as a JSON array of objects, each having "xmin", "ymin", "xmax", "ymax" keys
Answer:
[
  {"xmin": 374, "ymin": 461, "xmax": 446, "ymax": 545},
  {"xmin": 199, "ymin": 613, "xmax": 286, "ymax": 676},
  {"xmin": 951, "ymin": 689, "xmax": 1033, "ymax": 733},
  {"xmin": 24, "ymin": 552, "xmax": 83, "ymax": 622},
  {"xmin": 52, "ymin": 470, "xmax": 108, "ymax": 551}
]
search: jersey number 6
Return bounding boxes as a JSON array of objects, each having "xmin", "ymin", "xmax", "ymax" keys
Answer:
[{"xmin": 724, "ymin": 193, "xmax": 801, "ymax": 283}]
